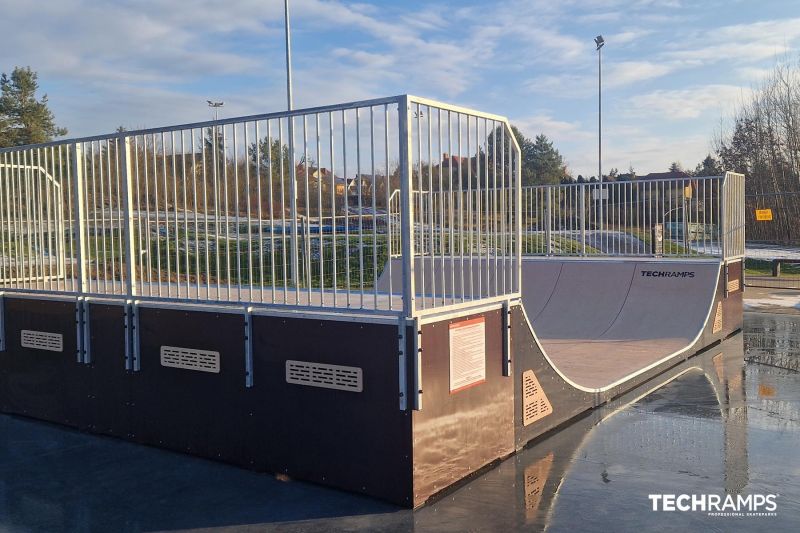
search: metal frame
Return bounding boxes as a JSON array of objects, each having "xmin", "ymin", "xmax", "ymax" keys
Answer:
[
  {"xmin": 0, "ymin": 94, "xmax": 523, "ymax": 324},
  {"xmin": 520, "ymin": 173, "xmax": 745, "ymax": 261}
]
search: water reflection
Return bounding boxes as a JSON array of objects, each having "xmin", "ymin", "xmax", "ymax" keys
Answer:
[
  {"xmin": 0, "ymin": 316, "xmax": 798, "ymax": 532},
  {"xmin": 745, "ymin": 311, "xmax": 800, "ymax": 371}
]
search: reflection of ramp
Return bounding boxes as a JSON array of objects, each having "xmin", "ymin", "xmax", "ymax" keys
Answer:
[{"xmin": 522, "ymin": 258, "xmax": 721, "ymax": 391}]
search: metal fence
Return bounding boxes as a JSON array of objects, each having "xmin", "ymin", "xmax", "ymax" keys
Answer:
[
  {"xmin": 0, "ymin": 95, "xmax": 521, "ymax": 317},
  {"xmin": 520, "ymin": 172, "xmax": 745, "ymax": 260}
]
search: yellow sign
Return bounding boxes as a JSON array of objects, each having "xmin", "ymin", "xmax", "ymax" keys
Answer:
[{"xmin": 755, "ymin": 209, "xmax": 773, "ymax": 221}]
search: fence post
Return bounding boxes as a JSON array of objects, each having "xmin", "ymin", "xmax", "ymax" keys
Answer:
[
  {"xmin": 721, "ymin": 174, "xmax": 727, "ymax": 260},
  {"xmin": 120, "ymin": 136, "xmax": 137, "ymax": 297},
  {"xmin": 545, "ymin": 186, "xmax": 552, "ymax": 255},
  {"xmin": 580, "ymin": 184, "xmax": 586, "ymax": 256},
  {"xmin": 399, "ymin": 95, "xmax": 416, "ymax": 317},
  {"xmin": 70, "ymin": 143, "xmax": 88, "ymax": 294},
  {"xmin": 288, "ymin": 116, "xmax": 299, "ymax": 289}
]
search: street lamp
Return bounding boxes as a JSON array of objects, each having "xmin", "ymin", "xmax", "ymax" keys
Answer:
[
  {"xmin": 594, "ymin": 35, "xmax": 604, "ymax": 185},
  {"xmin": 594, "ymin": 35, "xmax": 605, "ymax": 236},
  {"xmin": 207, "ymin": 100, "xmax": 224, "ymax": 121}
]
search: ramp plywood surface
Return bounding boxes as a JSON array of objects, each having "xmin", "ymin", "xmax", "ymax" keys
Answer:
[{"xmin": 521, "ymin": 259, "xmax": 721, "ymax": 390}]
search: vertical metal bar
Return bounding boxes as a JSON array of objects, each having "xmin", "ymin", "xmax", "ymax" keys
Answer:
[
  {"xmin": 288, "ymin": 115, "xmax": 299, "ymax": 302},
  {"xmin": 329, "ymin": 112, "xmax": 337, "ymax": 303},
  {"xmin": 385, "ymin": 105, "xmax": 392, "ymax": 309},
  {"xmin": 71, "ymin": 144, "xmax": 88, "ymax": 294},
  {"xmin": 399, "ymin": 96, "xmax": 416, "ymax": 317},
  {"xmin": 255, "ymin": 122, "xmax": 265, "ymax": 303},
  {"xmin": 120, "ymin": 137, "xmax": 137, "ymax": 297},
  {"xmin": 371, "ymin": 107, "xmax": 379, "ymax": 309},
  {"xmin": 233, "ymin": 126, "xmax": 242, "ymax": 302}
]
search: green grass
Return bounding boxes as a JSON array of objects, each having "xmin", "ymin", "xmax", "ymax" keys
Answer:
[{"xmin": 745, "ymin": 258, "xmax": 800, "ymax": 278}]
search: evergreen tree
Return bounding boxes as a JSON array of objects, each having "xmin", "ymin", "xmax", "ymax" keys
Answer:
[{"xmin": 0, "ymin": 66, "xmax": 66, "ymax": 146}]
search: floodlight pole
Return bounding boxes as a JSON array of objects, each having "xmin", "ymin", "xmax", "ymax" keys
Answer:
[
  {"xmin": 595, "ymin": 35, "xmax": 605, "ymax": 235},
  {"xmin": 285, "ymin": 0, "xmax": 299, "ymax": 286},
  {"xmin": 284, "ymin": 0, "xmax": 294, "ymax": 111}
]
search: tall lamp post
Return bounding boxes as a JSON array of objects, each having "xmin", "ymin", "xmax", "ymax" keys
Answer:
[
  {"xmin": 594, "ymin": 35, "xmax": 605, "ymax": 236},
  {"xmin": 284, "ymin": 0, "xmax": 299, "ymax": 285}
]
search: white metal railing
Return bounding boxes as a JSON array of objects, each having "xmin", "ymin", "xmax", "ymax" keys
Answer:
[
  {"xmin": 0, "ymin": 95, "xmax": 522, "ymax": 317},
  {"xmin": 521, "ymin": 172, "xmax": 745, "ymax": 260}
]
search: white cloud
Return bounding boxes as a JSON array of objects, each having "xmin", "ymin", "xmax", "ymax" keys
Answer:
[
  {"xmin": 527, "ymin": 61, "xmax": 675, "ymax": 98},
  {"xmin": 626, "ymin": 84, "xmax": 750, "ymax": 120}
]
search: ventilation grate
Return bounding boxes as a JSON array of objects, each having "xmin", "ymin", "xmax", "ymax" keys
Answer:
[
  {"xmin": 286, "ymin": 360, "xmax": 363, "ymax": 392},
  {"xmin": 727, "ymin": 278, "xmax": 740, "ymax": 293},
  {"xmin": 713, "ymin": 302, "xmax": 723, "ymax": 334},
  {"xmin": 160, "ymin": 346, "xmax": 220, "ymax": 373},
  {"xmin": 522, "ymin": 369, "xmax": 553, "ymax": 426},
  {"xmin": 21, "ymin": 330, "xmax": 63, "ymax": 352}
]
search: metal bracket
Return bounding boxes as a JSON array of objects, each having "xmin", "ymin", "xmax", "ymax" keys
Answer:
[
  {"xmin": 130, "ymin": 301, "xmax": 141, "ymax": 372},
  {"xmin": 75, "ymin": 297, "xmax": 89, "ymax": 363},
  {"xmin": 123, "ymin": 302, "xmax": 133, "ymax": 371},
  {"xmin": 0, "ymin": 293, "xmax": 5, "ymax": 352},
  {"xmin": 413, "ymin": 317, "xmax": 423, "ymax": 411},
  {"xmin": 82, "ymin": 299, "xmax": 92, "ymax": 364},
  {"xmin": 397, "ymin": 318, "xmax": 408, "ymax": 411},
  {"xmin": 724, "ymin": 262, "xmax": 730, "ymax": 298},
  {"xmin": 502, "ymin": 301, "xmax": 512, "ymax": 377},
  {"xmin": 244, "ymin": 307, "xmax": 253, "ymax": 388}
]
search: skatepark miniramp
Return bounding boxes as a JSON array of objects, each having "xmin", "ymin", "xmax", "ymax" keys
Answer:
[
  {"xmin": 379, "ymin": 255, "xmax": 726, "ymax": 392},
  {"xmin": 521, "ymin": 258, "xmax": 722, "ymax": 391}
]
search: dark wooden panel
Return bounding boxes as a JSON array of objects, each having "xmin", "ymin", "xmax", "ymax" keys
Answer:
[
  {"xmin": 131, "ymin": 307, "xmax": 249, "ymax": 466},
  {"xmin": 0, "ymin": 297, "xmax": 86, "ymax": 428},
  {"xmin": 86, "ymin": 302, "xmax": 131, "ymax": 438},
  {"xmin": 249, "ymin": 315, "xmax": 413, "ymax": 507},
  {"xmin": 412, "ymin": 309, "xmax": 515, "ymax": 507}
]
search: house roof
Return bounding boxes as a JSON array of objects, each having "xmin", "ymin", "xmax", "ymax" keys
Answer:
[{"xmin": 638, "ymin": 171, "xmax": 692, "ymax": 181}]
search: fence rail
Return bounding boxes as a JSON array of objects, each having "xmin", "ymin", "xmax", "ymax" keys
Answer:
[
  {"xmin": 520, "ymin": 172, "xmax": 745, "ymax": 260},
  {"xmin": 0, "ymin": 95, "xmax": 522, "ymax": 317}
]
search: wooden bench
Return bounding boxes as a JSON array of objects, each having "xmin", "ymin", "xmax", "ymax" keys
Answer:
[{"xmin": 772, "ymin": 258, "xmax": 800, "ymax": 276}]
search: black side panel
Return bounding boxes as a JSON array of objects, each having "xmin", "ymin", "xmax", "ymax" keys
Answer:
[
  {"xmin": 0, "ymin": 297, "xmax": 86, "ymax": 428},
  {"xmin": 511, "ymin": 306, "xmax": 593, "ymax": 449},
  {"xmin": 131, "ymin": 307, "xmax": 249, "ymax": 466},
  {"xmin": 87, "ymin": 303, "xmax": 130, "ymax": 438},
  {"xmin": 249, "ymin": 315, "xmax": 413, "ymax": 507}
]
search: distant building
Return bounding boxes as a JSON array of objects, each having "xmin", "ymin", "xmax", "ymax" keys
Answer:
[{"xmin": 638, "ymin": 170, "xmax": 692, "ymax": 181}]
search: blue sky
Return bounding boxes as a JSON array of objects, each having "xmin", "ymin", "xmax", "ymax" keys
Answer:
[{"xmin": 1, "ymin": 0, "xmax": 798, "ymax": 177}]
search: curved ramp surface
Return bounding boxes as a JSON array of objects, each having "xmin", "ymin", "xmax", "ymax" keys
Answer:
[{"xmin": 522, "ymin": 259, "xmax": 721, "ymax": 391}]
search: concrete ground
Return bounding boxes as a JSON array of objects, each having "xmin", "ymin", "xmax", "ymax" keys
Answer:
[
  {"xmin": 0, "ymin": 315, "xmax": 798, "ymax": 532},
  {"xmin": 744, "ymin": 286, "xmax": 800, "ymax": 314}
]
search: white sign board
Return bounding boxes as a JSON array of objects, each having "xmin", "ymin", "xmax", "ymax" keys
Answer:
[
  {"xmin": 449, "ymin": 317, "xmax": 486, "ymax": 393},
  {"xmin": 591, "ymin": 188, "xmax": 608, "ymax": 200}
]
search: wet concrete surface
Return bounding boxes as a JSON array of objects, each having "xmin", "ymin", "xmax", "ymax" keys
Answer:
[{"xmin": 0, "ymin": 314, "xmax": 799, "ymax": 532}]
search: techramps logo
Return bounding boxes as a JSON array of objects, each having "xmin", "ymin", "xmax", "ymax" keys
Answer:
[
  {"xmin": 640, "ymin": 270, "xmax": 696, "ymax": 278},
  {"xmin": 648, "ymin": 493, "xmax": 779, "ymax": 517}
]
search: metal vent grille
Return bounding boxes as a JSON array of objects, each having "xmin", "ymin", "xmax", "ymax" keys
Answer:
[
  {"xmin": 522, "ymin": 369, "xmax": 553, "ymax": 426},
  {"xmin": 286, "ymin": 360, "xmax": 363, "ymax": 392},
  {"xmin": 21, "ymin": 330, "xmax": 63, "ymax": 352},
  {"xmin": 160, "ymin": 346, "xmax": 220, "ymax": 373},
  {"xmin": 727, "ymin": 278, "xmax": 740, "ymax": 293},
  {"xmin": 713, "ymin": 302, "xmax": 723, "ymax": 334}
]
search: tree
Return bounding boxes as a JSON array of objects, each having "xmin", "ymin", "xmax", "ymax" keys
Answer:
[
  {"xmin": 693, "ymin": 154, "xmax": 723, "ymax": 176},
  {"xmin": 668, "ymin": 161, "xmax": 684, "ymax": 173},
  {"xmin": 0, "ymin": 66, "xmax": 66, "ymax": 147},
  {"xmin": 714, "ymin": 55, "xmax": 800, "ymax": 244},
  {"xmin": 529, "ymin": 133, "xmax": 567, "ymax": 185},
  {"xmin": 490, "ymin": 126, "xmax": 569, "ymax": 185}
]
